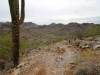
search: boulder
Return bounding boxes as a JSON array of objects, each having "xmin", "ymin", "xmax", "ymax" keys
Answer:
[
  {"xmin": 93, "ymin": 45, "xmax": 100, "ymax": 50},
  {"xmin": 0, "ymin": 60, "xmax": 5, "ymax": 70},
  {"xmin": 11, "ymin": 68, "xmax": 21, "ymax": 75}
]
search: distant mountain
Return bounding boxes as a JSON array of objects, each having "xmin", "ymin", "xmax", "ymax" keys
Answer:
[
  {"xmin": 0, "ymin": 22, "xmax": 95, "ymax": 35},
  {"xmin": 0, "ymin": 22, "xmax": 39, "ymax": 29},
  {"xmin": 20, "ymin": 22, "xmax": 39, "ymax": 29},
  {"xmin": 26, "ymin": 22, "xmax": 95, "ymax": 38},
  {"xmin": 59, "ymin": 22, "xmax": 94, "ymax": 35},
  {"xmin": 48, "ymin": 23, "xmax": 56, "ymax": 27},
  {"xmin": 0, "ymin": 22, "xmax": 11, "ymax": 26},
  {"xmin": 0, "ymin": 22, "xmax": 11, "ymax": 34},
  {"xmin": 0, "ymin": 22, "xmax": 3, "ymax": 26},
  {"xmin": 81, "ymin": 23, "xmax": 94, "ymax": 29}
]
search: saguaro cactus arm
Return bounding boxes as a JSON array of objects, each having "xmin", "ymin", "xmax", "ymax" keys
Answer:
[
  {"xmin": 8, "ymin": 0, "xmax": 16, "ymax": 21},
  {"xmin": 19, "ymin": 0, "xmax": 25, "ymax": 25},
  {"xmin": 8, "ymin": 0, "xmax": 25, "ymax": 24}
]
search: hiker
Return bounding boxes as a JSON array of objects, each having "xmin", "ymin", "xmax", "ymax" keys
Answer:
[
  {"xmin": 74, "ymin": 38, "xmax": 76, "ymax": 41},
  {"xmin": 68, "ymin": 40, "xmax": 71, "ymax": 44}
]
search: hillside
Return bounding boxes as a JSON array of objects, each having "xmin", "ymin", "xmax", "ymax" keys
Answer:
[
  {"xmin": 0, "ymin": 22, "xmax": 100, "ymax": 75},
  {"xmin": 20, "ymin": 22, "xmax": 39, "ymax": 29},
  {"xmin": 1, "ymin": 36, "xmax": 100, "ymax": 75},
  {"xmin": 0, "ymin": 22, "xmax": 95, "ymax": 48},
  {"xmin": 84, "ymin": 24, "xmax": 100, "ymax": 37},
  {"xmin": 20, "ymin": 22, "xmax": 94, "ymax": 37}
]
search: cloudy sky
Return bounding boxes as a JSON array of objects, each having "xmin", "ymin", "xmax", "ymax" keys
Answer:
[{"xmin": 0, "ymin": 0, "xmax": 100, "ymax": 25}]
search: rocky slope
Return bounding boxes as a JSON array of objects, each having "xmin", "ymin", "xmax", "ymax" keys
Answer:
[
  {"xmin": 0, "ymin": 36, "xmax": 100, "ymax": 75},
  {"xmin": 5, "ymin": 40, "xmax": 81, "ymax": 75}
]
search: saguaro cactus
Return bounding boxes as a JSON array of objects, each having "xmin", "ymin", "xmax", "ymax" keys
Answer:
[{"xmin": 8, "ymin": 0, "xmax": 25, "ymax": 67}]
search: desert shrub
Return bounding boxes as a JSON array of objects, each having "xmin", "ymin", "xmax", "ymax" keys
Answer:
[
  {"xmin": 84, "ymin": 25, "xmax": 100, "ymax": 37},
  {"xmin": 0, "ymin": 34, "xmax": 31, "ymax": 60},
  {"xmin": 75, "ymin": 58, "xmax": 100, "ymax": 75},
  {"xmin": 33, "ymin": 42, "xmax": 46, "ymax": 49},
  {"xmin": 31, "ymin": 36, "xmax": 64, "ymax": 49},
  {"xmin": 76, "ymin": 31, "xmax": 84, "ymax": 40},
  {"xmin": 74, "ymin": 50, "xmax": 99, "ymax": 65},
  {"xmin": 74, "ymin": 50, "xmax": 100, "ymax": 75},
  {"xmin": 0, "ymin": 34, "xmax": 12, "ymax": 59},
  {"xmin": 20, "ymin": 37, "xmax": 31, "ymax": 53},
  {"xmin": 54, "ymin": 36, "xmax": 64, "ymax": 42}
]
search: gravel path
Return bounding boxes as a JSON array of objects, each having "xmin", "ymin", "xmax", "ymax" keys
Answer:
[{"xmin": 10, "ymin": 41, "xmax": 81, "ymax": 75}]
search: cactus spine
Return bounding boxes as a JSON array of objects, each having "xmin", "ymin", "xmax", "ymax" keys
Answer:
[{"xmin": 8, "ymin": 0, "xmax": 25, "ymax": 67}]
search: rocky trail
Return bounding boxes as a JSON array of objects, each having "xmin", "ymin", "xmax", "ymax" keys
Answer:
[
  {"xmin": 7, "ymin": 40, "xmax": 81, "ymax": 75},
  {"xmin": 0, "ymin": 35, "xmax": 100, "ymax": 75}
]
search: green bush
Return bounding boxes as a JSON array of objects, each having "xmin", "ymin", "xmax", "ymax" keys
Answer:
[
  {"xmin": 31, "ymin": 36, "xmax": 64, "ymax": 49},
  {"xmin": 0, "ymin": 34, "xmax": 31, "ymax": 59},
  {"xmin": 20, "ymin": 37, "xmax": 31, "ymax": 53},
  {"xmin": 0, "ymin": 34, "xmax": 12, "ymax": 59},
  {"xmin": 84, "ymin": 25, "xmax": 100, "ymax": 37}
]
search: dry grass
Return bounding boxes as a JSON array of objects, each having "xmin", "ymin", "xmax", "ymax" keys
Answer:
[
  {"xmin": 74, "ymin": 50, "xmax": 100, "ymax": 75},
  {"xmin": 75, "ymin": 58, "xmax": 100, "ymax": 75}
]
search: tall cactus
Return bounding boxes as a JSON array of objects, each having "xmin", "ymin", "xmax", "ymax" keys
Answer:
[{"xmin": 8, "ymin": 0, "xmax": 25, "ymax": 67}]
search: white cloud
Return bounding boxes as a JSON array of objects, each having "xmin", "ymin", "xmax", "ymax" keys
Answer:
[{"xmin": 0, "ymin": 0, "xmax": 100, "ymax": 24}]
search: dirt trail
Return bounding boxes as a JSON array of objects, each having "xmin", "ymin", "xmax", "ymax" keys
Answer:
[{"xmin": 11, "ymin": 40, "xmax": 81, "ymax": 75}]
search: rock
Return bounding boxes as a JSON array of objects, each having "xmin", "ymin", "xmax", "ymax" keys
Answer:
[
  {"xmin": 84, "ymin": 37, "xmax": 94, "ymax": 41},
  {"xmin": 68, "ymin": 61, "xmax": 75, "ymax": 69},
  {"xmin": 57, "ymin": 47, "xmax": 66, "ymax": 54},
  {"xmin": 68, "ymin": 61, "xmax": 75, "ymax": 66},
  {"xmin": 39, "ymin": 47, "xmax": 41, "ymax": 50},
  {"xmin": 17, "ymin": 63, "xmax": 24, "ymax": 68},
  {"xmin": 0, "ymin": 60, "xmax": 5, "ymax": 70},
  {"xmin": 8, "ymin": 68, "xmax": 15, "ymax": 74},
  {"xmin": 64, "ymin": 42, "xmax": 68, "ymax": 45},
  {"xmin": 33, "ymin": 73, "xmax": 34, "ymax": 75},
  {"xmin": 17, "ymin": 61, "xmax": 29, "ymax": 68},
  {"xmin": 11, "ymin": 68, "xmax": 21, "ymax": 75},
  {"xmin": 51, "ymin": 70, "xmax": 56, "ymax": 75},
  {"xmin": 79, "ymin": 44, "xmax": 90, "ymax": 49},
  {"xmin": 96, "ymin": 41, "xmax": 100, "ymax": 44},
  {"xmin": 93, "ymin": 45, "xmax": 100, "ymax": 50},
  {"xmin": 70, "ymin": 64, "xmax": 75, "ymax": 69}
]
